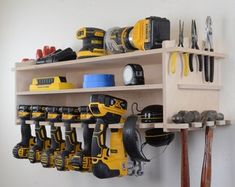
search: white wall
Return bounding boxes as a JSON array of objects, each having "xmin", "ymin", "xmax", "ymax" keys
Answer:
[{"xmin": 0, "ymin": 0, "xmax": 234, "ymax": 186}]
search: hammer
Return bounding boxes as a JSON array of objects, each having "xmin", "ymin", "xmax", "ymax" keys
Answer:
[{"xmin": 200, "ymin": 111, "xmax": 224, "ymax": 187}]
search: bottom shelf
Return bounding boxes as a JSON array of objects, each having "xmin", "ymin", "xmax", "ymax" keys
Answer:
[{"xmin": 16, "ymin": 119, "xmax": 231, "ymax": 131}]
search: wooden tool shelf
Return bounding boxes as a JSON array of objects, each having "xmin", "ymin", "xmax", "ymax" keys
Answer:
[{"xmin": 14, "ymin": 40, "xmax": 230, "ymax": 131}]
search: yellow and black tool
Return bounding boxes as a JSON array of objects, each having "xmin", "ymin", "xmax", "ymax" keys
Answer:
[
  {"xmin": 55, "ymin": 107, "xmax": 82, "ymax": 171},
  {"xmin": 89, "ymin": 94, "xmax": 128, "ymax": 178},
  {"xmin": 29, "ymin": 76, "xmax": 75, "ymax": 92},
  {"xmin": 76, "ymin": 27, "xmax": 106, "ymax": 58},
  {"xmin": 71, "ymin": 106, "xmax": 96, "ymax": 172},
  {"xmin": 40, "ymin": 106, "xmax": 65, "ymax": 168},
  {"xmin": 28, "ymin": 105, "xmax": 51, "ymax": 163},
  {"xmin": 170, "ymin": 20, "xmax": 189, "ymax": 76},
  {"xmin": 13, "ymin": 105, "xmax": 36, "ymax": 159},
  {"xmin": 104, "ymin": 17, "xmax": 170, "ymax": 54}
]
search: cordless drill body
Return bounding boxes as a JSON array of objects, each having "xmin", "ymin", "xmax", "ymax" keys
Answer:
[
  {"xmin": 89, "ymin": 94, "xmax": 128, "ymax": 178},
  {"xmin": 28, "ymin": 105, "xmax": 51, "ymax": 163},
  {"xmin": 71, "ymin": 106, "xmax": 96, "ymax": 172},
  {"xmin": 13, "ymin": 105, "xmax": 36, "ymax": 159},
  {"xmin": 41, "ymin": 106, "xmax": 65, "ymax": 168},
  {"xmin": 55, "ymin": 107, "xmax": 82, "ymax": 171}
]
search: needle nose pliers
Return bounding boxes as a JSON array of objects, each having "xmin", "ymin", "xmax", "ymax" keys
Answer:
[
  {"xmin": 204, "ymin": 16, "xmax": 214, "ymax": 82},
  {"xmin": 189, "ymin": 20, "xmax": 203, "ymax": 72}
]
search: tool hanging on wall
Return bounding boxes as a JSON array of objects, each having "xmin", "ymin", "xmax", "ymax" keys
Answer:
[
  {"xmin": 55, "ymin": 107, "xmax": 82, "ymax": 171},
  {"xmin": 89, "ymin": 94, "xmax": 128, "ymax": 178},
  {"xmin": 28, "ymin": 105, "xmax": 51, "ymax": 163},
  {"xmin": 123, "ymin": 64, "xmax": 145, "ymax": 86},
  {"xmin": 189, "ymin": 20, "xmax": 203, "ymax": 72},
  {"xmin": 204, "ymin": 16, "xmax": 214, "ymax": 82},
  {"xmin": 76, "ymin": 27, "xmax": 106, "ymax": 58},
  {"xmin": 170, "ymin": 20, "xmax": 189, "ymax": 76},
  {"xmin": 71, "ymin": 106, "xmax": 96, "ymax": 172},
  {"xmin": 29, "ymin": 76, "xmax": 75, "ymax": 91},
  {"xmin": 13, "ymin": 105, "xmax": 36, "ymax": 159},
  {"xmin": 40, "ymin": 106, "xmax": 65, "ymax": 168},
  {"xmin": 104, "ymin": 17, "xmax": 170, "ymax": 54},
  {"xmin": 200, "ymin": 111, "xmax": 224, "ymax": 187}
]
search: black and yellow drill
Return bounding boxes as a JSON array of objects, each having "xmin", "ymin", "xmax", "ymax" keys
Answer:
[
  {"xmin": 13, "ymin": 105, "xmax": 36, "ymax": 159},
  {"xmin": 55, "ymin": 107, "xmax": 82, "ymax": 171},
  {"xmin": 71, "ymin": 106, "xmax": 96, "ymax": 172},
  {"xmin": 76, "ymin": 27, "xmax": 106, "ymax": 58},
  {"xmin": 89, "ymin": 94, "xmax": 128, "ymax": 179},
  {"xmin": 28, "ymin": 105, "xmax": 51, "ymax": 163},
  {"xmin": 41, "ymin": 106, "xmax": 65, "ymax": 168}
]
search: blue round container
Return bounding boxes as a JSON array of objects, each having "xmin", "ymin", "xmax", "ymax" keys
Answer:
[{"xmin": 83, "ymin": 74, "xmax": 115, "ymax": 88}]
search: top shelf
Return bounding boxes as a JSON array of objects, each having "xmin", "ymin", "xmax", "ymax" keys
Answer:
[{"xmin": 14, "ymin": 47, "xmax": 226, "ymax": 71}]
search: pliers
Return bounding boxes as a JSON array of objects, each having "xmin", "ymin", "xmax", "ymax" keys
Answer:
[
  {"xmin": 189, "ymin": 20, "xmax": 203, "ymax": 72},
  {"xmin": 204, "ymin": 16, "xmax": 214, "ymax": 82},
  {"xmin": 170, "ymin": 20, "xmax": 189, "ymax": 76}
]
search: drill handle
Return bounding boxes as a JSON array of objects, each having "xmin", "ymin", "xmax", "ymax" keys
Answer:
[
  {"xmin": 20, "ymin": 119, "xmax": 32, "ymax": 146},
  {"xmin": 64, "ymin": 123, "xmax": 78, "ymax": 152},
  {"xmin": 82, "ymin": 122, "xmax": 94, "ymax": 156},
  {"xmin": 35, "ymin": 121, "xmax": 48, "ymax": 147},
  {"xmin": 91, "ymin": 118, "xmax": 108, "ymax": 158},
  {"xmin": 50, "ymin": 125, "xmax": 63, "ymax": 149}
]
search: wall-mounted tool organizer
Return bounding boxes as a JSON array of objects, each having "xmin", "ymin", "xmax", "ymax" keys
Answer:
[{"xmin": 14, "ymin": 40, "xmax": 230, "ymax": 130}]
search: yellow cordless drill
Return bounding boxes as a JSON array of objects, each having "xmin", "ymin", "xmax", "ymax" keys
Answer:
[
  {"xmin": 89, "ymin": 94, "xmax": 128, "ymax": 178},
  {"xmin": 71, "ymin": 106, "xmax": 96, "ymax": 172},
  {"xmin": 28, "ymin": 105, "xmax": 51, "ymax": 163},
  {"xmin": 13, "ymin": 105, "xmax": 36, "ymax": 159},
  {"xmin": 55, "ymin": 107, "xmax": 82, "ymax": 171},
  {"xmin": 41, "ymin": 106, "xmax": 65, "ymax": 168}
]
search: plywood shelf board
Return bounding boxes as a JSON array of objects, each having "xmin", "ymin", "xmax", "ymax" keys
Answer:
[
  {"xmin": 16, "ymin": 84, "xmax": 163, "ymax": 96},
  {"xmin": 13, "ymin": 47, "xmax": 225, "ymax": 71}
]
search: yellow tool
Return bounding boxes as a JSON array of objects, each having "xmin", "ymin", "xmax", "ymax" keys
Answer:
[
  {"xmin": 89, "ymin": 94, "xmax": 128, "ymax": 178},
  {"xmin": 40, "ymin": 106, "xmax": 65, "ymax": 168},
  {"xmin": 13, "ymin": 105, "xmax": 36, "ymax": 159},
  {"xmin": 29, "ymin": 76, "xmax": 75, "ymax": 91},
  {"xmin": 76, "ymin": 27, "xmax": 106, "ymax": 58},
  {"xmin": 71, "ymin": 106, "xmax": 96, "ymax": 172},
  {"xmin": 28, "ymin": 105, "xmax": 51, "ymax": 163},
  {"xmin": 54, "ymin": 107, "xmax": 82, "ymax": 171},
  {"xmin": 170, "ymin": 20, "xmax": 189, "ymax": 77}
]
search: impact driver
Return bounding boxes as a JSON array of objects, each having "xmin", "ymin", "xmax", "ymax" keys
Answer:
[
  {"xmin": 89, "ymin": 94, "xmax": 128, "ymax": 179},
  {"xmin": 41, "ymin": 106, "xmax": 65, "ymax": 168},
  {"xmin": 13, "ymin": 105, "xmax": 36, "ymax": 159},
  {"xmin": 55, "ymin": 107, "xmax": 82, "ymax": 171},
  {"xmin": 28, "ymin": 105, "xmax": 51, "ymax": 163},
  {"xmin": 71, "ymin": 106, "xmax": 96, "ymax": 172}
]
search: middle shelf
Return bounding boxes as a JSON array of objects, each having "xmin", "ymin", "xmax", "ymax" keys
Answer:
[{"xmin": 16, "ymin": 84, "xmax": 163, "ymax": 96}]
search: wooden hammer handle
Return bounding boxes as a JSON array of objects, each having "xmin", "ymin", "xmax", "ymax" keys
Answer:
[
  {"xmin": 181, "ymin": 129, "xmax": 190, "ymax": 187},
  {"xmin": 201, "ymin": 126, "xmax": 213, "ymax": 187}
]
